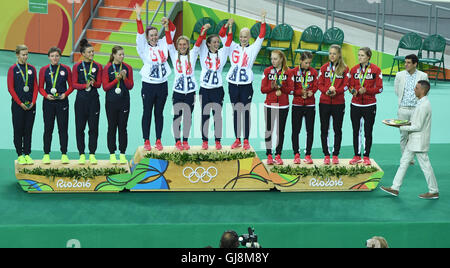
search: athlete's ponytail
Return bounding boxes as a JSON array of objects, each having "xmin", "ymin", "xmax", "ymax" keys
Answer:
[
  {"xmin": 80, "ymin": 39, "xmax": 93, "ymax": 54},
  {"xmin": 109, "ymin": 45, "xmax": 124, "ymax": 63}
]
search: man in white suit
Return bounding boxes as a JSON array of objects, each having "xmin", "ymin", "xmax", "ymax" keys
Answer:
[
  {"xmin": 394, "ymin": 54, "xmax": 429, "ymax": 157},
  {"xmin": 381, "ymin": 80, "xmax": 439, "ymax": 199}
]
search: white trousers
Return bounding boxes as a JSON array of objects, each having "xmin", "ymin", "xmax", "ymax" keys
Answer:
[
  {"xmin": 391, "ymin": 147, "xmax": 439, "ymax": 194},
  {"xmin": 398, "ymin": 107, "xmax": 414, "ymax": 155}
]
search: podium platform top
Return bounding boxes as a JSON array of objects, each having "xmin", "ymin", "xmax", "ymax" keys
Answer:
[
  {"xmin": 135, "ymin": 145, "xmax": 256, "ymax": 155},
  {"xmin": 15, "ymin": 160, "xmax": 130, "ymax": 173},
  {"xmin": 262, "ymin": 158, "xmax": 382, "ymax": 170}
]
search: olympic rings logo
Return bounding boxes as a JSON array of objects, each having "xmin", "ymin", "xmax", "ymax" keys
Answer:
[{"xmin": 182, "ymin": 167, "xmax": 218, "ymax": 184}]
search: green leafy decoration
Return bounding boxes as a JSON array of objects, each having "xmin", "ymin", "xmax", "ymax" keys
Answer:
[
  {"xmin": 19, "ymin": 167, "xmax": 128, "ymax": 181},
  {"xmin": 144, "ymin": 151, "xmax": 256, "ymax": 166},
  {"xmin": 270, "ymin": 165, "xmax": 379, "ymax": 178}
]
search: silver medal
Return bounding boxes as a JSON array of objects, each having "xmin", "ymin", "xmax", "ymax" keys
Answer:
[
  {"xmin": 115, "ymin": 88, "xmax": 122, "ymax": 94},
  {"xmin": 51, "ymin": 88, "xmax": 57, "ymax": 95},
  {"xmin": 86, "ymin": 86, "xmax": 91, "ymax": 92},
  {"xmin": 23, "ymin": 86, "xmax": 29, "ymax": 93}
]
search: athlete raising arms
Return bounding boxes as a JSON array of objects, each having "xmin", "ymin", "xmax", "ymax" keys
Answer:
[
  {"xmin": 164, "ymin": 19, "xmax": 202, "ymax": 151},
  {"xmin": 220, "ymin": 10, "xmax": 267, "ymax": 150},
  {"xmin": 197, "ymin": 22, "xmax": 233, "ymax": 150},
  {"xmin": 135, "ymin": 4, "xmax": 175, "ymax": 152}
]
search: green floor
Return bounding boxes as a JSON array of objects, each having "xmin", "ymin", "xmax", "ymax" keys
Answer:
[{"xmin": 1, "ymin": 51, "xmax": 450, "ymax": 248}]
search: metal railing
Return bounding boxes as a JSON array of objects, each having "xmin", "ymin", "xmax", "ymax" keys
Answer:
[
  {"xmin": 435, "ymin": 5, "xmax": 450, "ymax": 37},
  {"xmin": 147, "ymin": 0, "xmax": 167, "ymax": 29},
  {"xmin": 270, "ymin": 0, "xmax": 450, "ymax": 52},
  {"xmin": 71, "ymin": 0, "xmax": 103, "ymax": 61}
]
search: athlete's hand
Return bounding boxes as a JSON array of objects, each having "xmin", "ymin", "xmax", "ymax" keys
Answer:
[
  {"xmin": 134, "ymin": 4, "xmax": 142, "ymax": 20},
  {"xmin": 202, "ymin": 24, "xmax": 211, "ymax": 35},
  {"xmin": 261, "ymin": 9, "xmax": 267, "ymax": 22},
  {"xmin": 161, "ymin": 17, "xmax": 169, "ymax": 29},
  {"xmin": 227, "ymin": 18, "xmax": 235, "ymax": 28},
  {"xmin": 20, "ymin": 103, "xmax": 28, "ymax": 111}
]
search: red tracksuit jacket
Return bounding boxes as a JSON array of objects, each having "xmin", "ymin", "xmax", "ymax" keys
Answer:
[
  {"xmin": 261, "ymin": 66, "xmax": 294, "ymax": 108},
  {"xmin": 290, "ymin": 66, "xmax": 319, "ymax": 106},
  {"xmin": 318, "ymin": 62, "xmax": 350, "ymax": 105},
  {"xmin": 348, "ymin": 63, "xmax": 383, "ymax": 106}
]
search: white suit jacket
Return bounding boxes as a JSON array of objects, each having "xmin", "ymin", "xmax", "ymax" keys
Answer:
[
  {"xmin": 394, "ymin": 70, "xmax": 428, "ymax": 106},
  {"xmin": 400, "ymin": 96, "xmax": 432, "ymax": 152}
]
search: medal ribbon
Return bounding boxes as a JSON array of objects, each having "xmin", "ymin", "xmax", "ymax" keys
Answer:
[
  {"xmin": 16, "ymin": 63, "xmax": 29, "ymax": 87},
  {"xmin": 359, "ymin": 63, "xmax": 370, "ymax": 88},
  {"xmin": 112, "ymin": 63, "xmax": 123, "ymax": 89},
  {"xmin": 276, "ymin": 68, "xmax": 285, "ymax": 87},
  {"xmin": 299, "ymin": 68, "xmax": 310, "ymax": 90},
  {"xmin": 82, "ymin": 61, "xmax": 94, "ymax": 85},
  {"xmin": 49, "ymin": 64, "xmax": 61, "ymax": 90},
  {"xmin": 329, "ymin": 63, "xmax": 337, "ymax": 87}
]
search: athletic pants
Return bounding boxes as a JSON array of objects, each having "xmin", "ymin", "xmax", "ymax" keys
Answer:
[
  {"xmin": 265, "ymin": 107, "xmax": 289, "ymax": 156},
  {"xmin": 292, "ymin": 105, "xmax": 315, "ymax": 156},
  {"xmin": 43, "ymin": 99, "xmax": 69, "ymax": 155},
  {"xmin": 11, "ymin": 102, "xmax": 36, "ymax": 156},
  {"xmin": 172, "ymin": 91, "xmax": 195, "ymax": 142},
  {"xmin": 350, "ymin": 104, "xmax": 376, "ymax": 157},
  {"xmin": 106, "ymin": 99, "xmax": 130, "ymax": 154},
  {"xmin": 228, "ymin": 83, "xmax": 253, "ymax": 140},
  {"xmin": 319, "ymin": 103, "xmax": 345, "ymax": 156},
  {"xmin": 141, "ymin": 81, "xmax": 168, "ymax": 141},
  {"xmin": 200, "ymin": 87, "xmax": 224, "ymax": 142},
  {"xmin": 75, "ymin": 93, "xmax": 100, "ymax": 155}
]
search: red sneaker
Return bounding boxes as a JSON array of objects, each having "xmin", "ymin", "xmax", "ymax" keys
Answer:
[
  {"xmin": 266, "ymin": 154, "xmax": 274, "ymax": 165},
  {"xmin": 231, "ymin": 139, "xmax": 242, "ymax": 149},
  {"xmin": 324, "ymin": 156, "xmax": 331, "ymax": 165},
  {"xmin": 243, "ymin": 139, "xmax": 250, "ymax": 150},
  {"xmin": 293, "ymin": 154, "xmax": 301, "ymax": 164},
  {"xmin": 155, "ymin": 139, "xmax": 163, "ymax": 151},
  {"xmin": 215, "ymin": 141, "xmax": 222, "ymax": 150},
  {"xmin": 363, "ymin": 156, "xmax": 372, "ymax": 166},
  {"xmin": 349, "ymin": 156, "xmax": 362, "ymax": 165},
  {"xmin": 175, "ymin": 141, "xmax": 184, "ymax": 151},
  {"xmin": 202, "ymin": 141, "xmax": 209, "ymax": 150},
  {"xmin": 144, "ymin": 140, "xmax": 152, "ymax": 151},
  {"xmin": 304, "ymin": 155, "xmax": 314, "ymax": 165},
  {"xmin": 183, "ymin": 141, "xmax": 190, "ymax": 151},
  {"xmin": 332, "ymin": 155, "xmax": 339, "ymax": 165},
  {"xmin": 275, "ymin": 154, "xmax": 284, "ymax": 165}
]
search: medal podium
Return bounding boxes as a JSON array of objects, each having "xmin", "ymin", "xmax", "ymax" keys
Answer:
[{"xmin": 15, "ymin": 146, "xmax": 383, "ymax": 193}]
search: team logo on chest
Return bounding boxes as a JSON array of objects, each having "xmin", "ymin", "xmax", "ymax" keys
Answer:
[
  {"xmin": 176, "ymin": 59, "xmax": 193, "ymax": 75},
  {"xmin": 232, "ymin": 50, "xmax": 249, "ymax": 67},
  {"xmin": 205, "ymin": 56, "xmax": 221, "ymax": 70}
]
